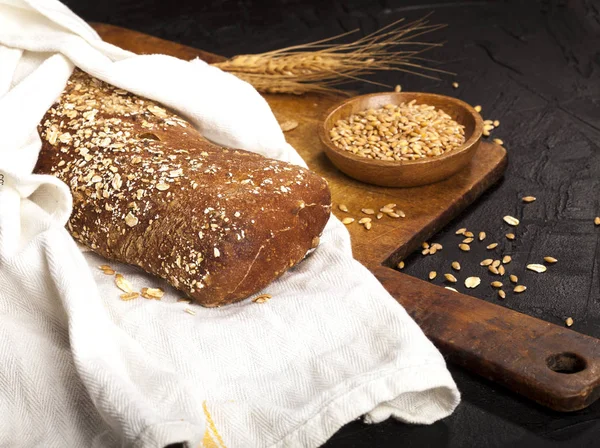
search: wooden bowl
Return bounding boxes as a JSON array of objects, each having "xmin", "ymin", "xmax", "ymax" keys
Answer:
[{"xmin": 319, "ymin": 92, "xmax": 484, "ymax": 187}]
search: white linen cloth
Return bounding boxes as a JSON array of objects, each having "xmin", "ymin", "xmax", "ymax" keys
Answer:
[{"xmin": 0, "ymin": 1, "xmax": 460, "ymax": 447}]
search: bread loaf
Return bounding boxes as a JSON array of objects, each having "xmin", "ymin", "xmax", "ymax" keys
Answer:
[{"xmin": 34, "ymin": 70, "xmax": 331, "ymax": 307}]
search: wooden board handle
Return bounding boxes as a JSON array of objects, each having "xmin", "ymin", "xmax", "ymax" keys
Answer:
[{"xmin": 374, "ymin": 265, "xmax": 600, "ymax": 412}]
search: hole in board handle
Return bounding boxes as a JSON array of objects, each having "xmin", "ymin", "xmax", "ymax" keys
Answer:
[{"xmin": 546, "ymin": 352, "xmax": 587, "ymax": 374}]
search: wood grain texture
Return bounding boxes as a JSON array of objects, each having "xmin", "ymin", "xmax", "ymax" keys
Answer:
[{"xmin": 90, "ymin": 22, "xmax": 600, "ymax": 412}]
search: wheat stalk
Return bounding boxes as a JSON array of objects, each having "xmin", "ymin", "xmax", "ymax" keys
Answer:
[{"xmin": 212, "ymin": 15, "xmax": 448, "ymax": 95}]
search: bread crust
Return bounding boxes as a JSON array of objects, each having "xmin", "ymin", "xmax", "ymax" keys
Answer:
[{"xmin": 35, "ymin": 70, "xmax": 331, "ymax": 306}]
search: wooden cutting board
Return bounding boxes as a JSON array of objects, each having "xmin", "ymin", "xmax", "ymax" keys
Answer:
[{"xmin": 92, "ymin": 23, "xmax": 600, "ymax": 412}]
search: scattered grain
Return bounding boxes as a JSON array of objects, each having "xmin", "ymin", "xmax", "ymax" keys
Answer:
[
  {"xmin": 361, "ymin": 208, "xmax": 375, "ymax": 215},
  {"xmin": 445, "ymin": 287, "xmax": 458, "ymax": 292},
  {"xmin": 184, "ymin": 308, "xmax": 196, "ymax": 315},
  {"xmin": 464, "ymin": 231, "xmax": 474, "ymax": 238},
  {"xmin": 279, "ymin": 120, "xmax": 298, "ymax": 132},
  {"xmin": 358, "ymin": 217, "xmax": 372, "ymax": 224},
  {"xmin": 474, "ymin": 105, "xmax": 482, "ymax": 112},
  {"xmin": 376, "ymin": 212, "xmax": 383, "ymax": 219},
  {"xmin": 489, "ymin": 265, "xmax": 499, "ymax": 275},
  {"xmin": 503, "ymin": 215, "xmax": 520, "ymax": 226},
  {"xmin": 452, "ymin": 82, "xmax": 459, "ymax": 88},
  {"xmin": 141, "ymin": 287, "xmax": 164, "ymax": 299},
  {"xmin": 459, "ymin": 243, "xmax": 470, "ymax": 252},
  {"xmin": 465, "ymin": 277, "xmax": 481, "ymax": 288},
  {"xmin": 394, "ymin": 84, "xmax": 402, "ymax": 92},
  {"xmin": 120, "ymin": 292, "xmax": 139, "ymax": 301},
  {"xmin": 365, "ymin": 222, "xmax": 372, "ymax": 230},
  {"xmin": 479, "ymin": 231, "xmax": 486, "ymax": 241},
  {"xmin": 115, "ymin": 274, "xmax": 133, "ymax": 293},
  {"xmin": 510, "ymin": 274, "xmax": 518, "ymax": 283},
  {"xmin": 480, "ymin": 259, "xmax": 493, "ymax": 266},
  {"xmin": 595, "ymin": 217, "xmax": 600, "ymax": 226},
  {"xmin": 342, "ymin": 217, "xmax": 355, "ymax": 225},
  {"xmin": 444, "ymin": 273, "xmax": 458, "ymax": 283},
  {"xmin": 102, "ymin": 268, "xmax": 115, "ymax": 275},
  {"xmin": 338, "ymin": 204, "xmax": 349, "ymax": 212},
  {"xmin": 502, "ymin": 255, "xmax": 512, "ymax": 264},
  {"xmin": 514, "ymin": 285, "xmax": 527, "ymax": 293},
  {"xmin": 397, "ymin": 261, "xmax": 405, "ymax": 270},
  {"xmin": 522, "ymin": 196, "xmax": 536, "ymax": 203},
  {"xmin": 462, "ymin": 237, "xmax": 474, "ymax": 244},
  {"xmin": 527, "ymin": 264, "xmax": 547, "ymax": 273},
  {"xmin": 491, "ymin": 281, "xmax": 503, "ymax": 288},
  {"xmin": 486, "ymin": 243, "xmax": 498, "ymax": 250},
  {"xmin": 498, "ymin": 290, "xmax": 506, "ymax": 299},
  {"xmin": 429, "ymin": 271, "xmax": 437, "ymax": 280},
  {"xmin": 506, "ymin": 233, "xmax": 515, "ymax": 240},
  {"xmin": 253, "ymin": 293, "xmax": 272, "ymax": 303},
  {"xmin": 452, "ymin": 261, "xmax": 461, "ymax": 271},
  {"xmin": 493, "ymin": 138, "xmax": 504, "ymax": 145},
  {"xmin": 565, "ymin": 317, "xmax": 574, "ymax": 327},
  {"xmin": 456, "ymin": 228, "xmax": 467, "ymax": 235},
  {"xmin": 544, "ymin": 256, "xmax": 558, "ymax": 264},
  {"xmin": 498, "ymin": 265, "xmax": 505, "ymax": 275}
]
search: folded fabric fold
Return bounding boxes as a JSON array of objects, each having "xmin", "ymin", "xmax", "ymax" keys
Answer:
[{"xmin": 0, "ymin": 0, "xmax": 460, "ymax": 446}]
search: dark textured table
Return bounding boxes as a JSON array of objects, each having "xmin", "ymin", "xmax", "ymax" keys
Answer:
[{"xmin": 64, "ymin": 0, "xmax": 600, "ymax": 446}]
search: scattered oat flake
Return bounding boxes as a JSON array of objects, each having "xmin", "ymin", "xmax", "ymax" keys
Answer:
[
  {"xmin": 279, "ymin": 120, "xmax": 298, "ymax": 132},
  {"xmin": 120, "ymin": 292, "xmax": 140, "ymax": 301},
  {"xmin": 214, "ymin": 247, "xmax": 221, "ymax": 257},
  {"xmin": 514, "ymin": 285, "xmax": 527, "ymax": 293},
  {"xmin": 364, "ymin": 222, "xmax": 372, "ymax": 230},
  {"xmin": 527, "ymin": 264, "xmax": 547, "ymax": 273},
  {"xmin": 342, "ymin": 217, "xmax": 355, "ymax": 225},
  {"xmin": 565, "ymin": 317, "xmax": 574, "ymax": 327},
  {"xmin": 522, "ymin": 196, "xmax": 536, "ymax": 203},
  {"xmin": 465, "ymin": 277, "xmax": 481, "ymax": 289},
  {"xmin": 156, "ymin": 183, "xmax": 170, "ymax": 191},
  {"xmin": 338, "ymin": 204, "xmax": 349, "ymax": 212},
  {"xmin": 376, "ymin": 213, "xmax": 383, "ymax": 219},
  {"xmin": 503, "ymin": 216, "xmax": 520, "ymax": 226},
  {"xmin": 115, "ymin": 274, "xmax": 133, "ymax": 293},
  {"xmin": 544, "ymin": 256, "xmax": 558, "ymax": 264},
  {"xmin": 361, "ymin": 208, "xmax": 375, "ymax": 215},
  {"xmin": 253, "ymin": 293, "xmax": 272, "ymax": 303}
]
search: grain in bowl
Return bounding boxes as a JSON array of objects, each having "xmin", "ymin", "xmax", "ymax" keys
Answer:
[{"xmin": 329, "ymin": 100, "xmax": 466, "ymax": 162}]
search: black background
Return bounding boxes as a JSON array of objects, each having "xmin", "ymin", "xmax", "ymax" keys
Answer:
[{"xmin": 62, "ymin": 0, "xmax": 600, "ymax": 446}]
